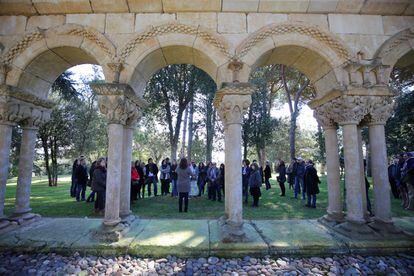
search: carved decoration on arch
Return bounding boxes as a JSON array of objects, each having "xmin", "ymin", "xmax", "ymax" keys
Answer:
[
  {"xmin": 374, "ymin": 27, "xmax": 414, "ymax": 66},
  {"xmin": 235, "ymin": 22, "xmax": 352, "ymax": 62},
  {"xmin": 0, "ymin": 24, "xmax": 116, "ymax": 66},
  {"xmin": 118, "ymin": 23, "xmax": 232, "ymax": 62}
]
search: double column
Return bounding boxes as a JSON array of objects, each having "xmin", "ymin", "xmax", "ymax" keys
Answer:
[
  {"xmin": 0, "ymin": 85, "xmax": 52, "ymax": 227},
  {"xmin": 214, "ymin": 83, "xmax": 252, "ymax": 240},
  {"xmin": 91, "ymin": 83, "xmax": 142, "ymax": 227}
]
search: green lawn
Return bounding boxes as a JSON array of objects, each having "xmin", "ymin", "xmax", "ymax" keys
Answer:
[{"xmin": 4, "ymin": 175, "xmax": 413, "ymax": 219}]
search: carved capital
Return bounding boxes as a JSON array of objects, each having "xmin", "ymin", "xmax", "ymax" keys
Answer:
[
  {"xmin": 91, "ymin": 83, "xmax": 143, "ymax": 125},
  {"xmin": 214, "ymin": 82, "xmax": 253, "ymax": 126},
  {"xmin": 365, "ymin": 96, "xmax": 394, "ymax": 125},
  {"xmin": 313, "ymin": 108, "xmax": 336, "ymax": 129},
  {"xmin": 0, "ymin": 85, "xmax": 53, "ymax": 126}
]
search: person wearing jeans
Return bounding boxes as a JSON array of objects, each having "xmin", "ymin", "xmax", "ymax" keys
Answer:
[
  {"xmin": 176, "ymin": 158, "xmax": 194, "ymax": 212},
  {"xmin": 145, "ymin": 158, "xmax": 159, "ymax": 197},
  {"xmin": 294, "ymin": 159, "xmax": 306, "ymax": 200}
]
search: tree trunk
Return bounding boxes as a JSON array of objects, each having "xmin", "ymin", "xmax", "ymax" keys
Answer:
[
  {"xmin": 289, "ymin": 113, "xmax": 298, "ymax": 160},
  {"xmin": 259, "ymin": 147, "xmax": 266, "ymax": 168},
  {"xmin": 41, "ymin": 135, "xmax": 53, "ymax": 187},
  {"xmin": 186, "ymin": 96, "xmax": 195, "ymax": 162},
  {"xmin": 181, "ymin": 106, "xmax": 189, "ymax": 158},
  {"xmin": 171, "ymin": 144, "xmax": 178, "ymax": 162}
]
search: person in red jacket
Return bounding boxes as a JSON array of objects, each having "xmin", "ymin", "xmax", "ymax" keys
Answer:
[{"xmin": 131, "ymin": 161, "xmax": 140, "ymax": 202}]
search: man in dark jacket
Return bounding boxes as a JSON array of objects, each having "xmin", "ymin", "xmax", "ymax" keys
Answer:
[
  {"xmin": 70, "ymin": 159, "xmax": 78, "ymax": 197},
  {"xmin": 207, "ymin": 162, "xmax": 220, "ymax": 201},
  {"xmin": 264, "ymin": 161, "xmax": 272, "ymax": 190},
  {"xmin": 86, "ymin": 160, "xmax": 97, "ymax": 203},
  {"xmin": 303, "ymin": 160, "xmax": 320, "ymax": 208},
  {"xmin": 295, "ymin": 158, "xmax": 306, "ymax": 200},
  {"xmin": 75, "ymin": 158, "xmax": 88, "ymax": 202},
  {"xmin": 388, "ymin": 157, "xmax": 400, "ymax": 199},
  {"xmin": 242, "ymin": 159, "xmax": 251, "ymax": 203},
  {"xmin": 91, "ymin": 157, "xmax": 106, "ymax": 213},
  {"xmin": 145, "ymin": 158, "xmax": 159, "ymax": 197}
]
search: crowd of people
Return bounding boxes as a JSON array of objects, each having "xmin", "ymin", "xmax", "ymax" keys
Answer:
[
  {"xmin": 70, "ymin": 154, "xmax": 322, "ymax": 215},
  {"xmin": 388, "ymin": 152, "xmax": 414, "ymax": 211}
]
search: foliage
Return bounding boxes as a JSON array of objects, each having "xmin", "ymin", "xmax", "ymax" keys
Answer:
[{"xmin": 386, "ymin": 67, "xmax": 414, "ymax": 156}]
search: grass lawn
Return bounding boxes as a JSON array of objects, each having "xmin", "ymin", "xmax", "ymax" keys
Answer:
[{"xmin": 4, "ymin": 175, "xmax": 414, "ymax": 220}]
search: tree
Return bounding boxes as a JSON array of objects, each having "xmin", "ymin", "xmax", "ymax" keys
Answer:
[
  {"xmin": 280, "ymin": 65, "xmax": 313, "ymax": 160},
  {"xmin": 386, "ymin": 67, "xmax": 414, "ymax": 156}
]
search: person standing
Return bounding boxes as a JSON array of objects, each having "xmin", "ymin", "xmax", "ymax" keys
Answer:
[
  {"xmin": 70, "ymin": 159, "xmax": 79, "ymax": 197},
  {"xmin": 208, "ymin": 162, "xmax": 220, "ymax": 201},
  {"xmin": 286, "ymin": 159, "xmax": 296, "ymax": 190},
  {"xmin": 135, "ymin": 160, "xmax": 145, "ymax": 199},
  {"xmin": 131, "ymin": 161, "xmax": 140, "ymax": 201},
  {"xmin": 249, "ymin": 163, "xmax": 262, "ymax": 207},
  {"xmin": 86, "ymin": 160, "xmax": 97, "ymax": 203},
  {"xmin": 171, "ymin": 160, "xmax": 178, "ymax": 197},
  {"xmin": 160, "ymin": 159, "xmax": 171, "ymax": 196},
  {"xmin": 264, "ymin": 161, "xmax": 272, "ymax": 190},
  {"xmin": 277, "ymin": 160, "xmax": 286, "ymax": 197},
  {"xmin": 303, "ymin": 160, "xmax": 320, "ymax": 208},
  {"xmin": 295, "ymin": 158, "xmax": 306, "ymax": 200},
  {"xmin": 218, "ymin": 164, "xmax": 225, "ymax": 199},
  {"xmin": 242, "ymin": 160, "xmax": 251, "ymax": 204},
  {"xmin": 91, "ymin": 157, "xmax": 107, "ymax": 214},
  {"xmin": 189, "ymin": 161, "xmax": 199, "ymax": 197},
  {"xmin": 176, "ymin": 158, "xmax": 194, "ymax": 212},
  {"xmin": 75, "ymin": 157, "xmax": 88, "ymax": 202},
  {"xmin": 402, "ymin": 152, "xmax": 414, "ymax": 210},
  {"xmin": 145, "ymin": 158, "xmax": 159, "ymax": 197},
  {"xmin": 388, "ymin": 157, "xmax": 400, "ymax": 199},
  {"xmin": 197, "ymin": 162, "xmax": 207, "ymax": 197}
]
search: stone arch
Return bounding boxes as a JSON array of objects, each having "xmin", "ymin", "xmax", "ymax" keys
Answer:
[
  {"xmin": 118, "ymin": 23, "xmax": 233, "ymax": 96},
  {"xmin": 1, "ymin": 24, "xmax": 116, "ymax": 98},
  {"xmin": 374, "ymin": 27, "xmax": 414, "ymax": 80},
  {"xmin": 236, "ymin": 22, "xmax": 353, "ymax": 99}
]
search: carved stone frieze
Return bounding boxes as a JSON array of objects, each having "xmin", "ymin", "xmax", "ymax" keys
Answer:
[
  {"xmin": 214, "ymin": 82, "xmax": 253, "ymax": 126},
  {"xmin": 365, "ymin": 96, "xmax": 394, "ymax": 125}
]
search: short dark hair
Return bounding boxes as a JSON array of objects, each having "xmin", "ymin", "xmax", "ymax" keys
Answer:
[{"xmin": 179, "ymin": 158, "xmax": 188, "ymax": 169}]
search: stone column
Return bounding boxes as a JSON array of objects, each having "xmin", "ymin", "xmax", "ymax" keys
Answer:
[
  {"xmin": 369, "ymin": 123, "xmax": 391, "ymax": 222},
  {"xmin": 215, "ymin": 83, "xmax": 253, "ymax": 242},
  {"xmin": 357, "ymin": 126, "xmax": 368, "ymax": 218},
  {"xmin": 119, "ymin": 107, "xmax": 141, "ymax": 220},
  {"xmin": 314, "ymin": 109, "xmax": 343, "ymax": 224},
  {"xmin": 0, "ymin": 123, "xmax": 13, "ymax": 225},
  {"xmin": 91, "ymin": 83, "xmax": 142, "ymax": 233},
  {"xmin": 12, "ymin": 125, "xmax": 38, "ymax": 219},
  {"xmin": 342, "ymin": 123, "xmax": 366, "ymax": 224},
  {"xmin": 324, "ymin": 126, "xmax": 343, "ymax": 221},
  {"xmin": 366, "ymin": 96, "xmax": 394, "ymax": 224}
]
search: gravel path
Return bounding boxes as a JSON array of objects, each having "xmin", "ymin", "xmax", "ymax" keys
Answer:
[{"xmin": 0, "ymin": 251, "xmax": 414, "ymax": 275}]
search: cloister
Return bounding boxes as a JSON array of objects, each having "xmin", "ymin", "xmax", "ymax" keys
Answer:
[{"xmin": 0, "ymin": 0, "xmax": 413, "ymax": 243}]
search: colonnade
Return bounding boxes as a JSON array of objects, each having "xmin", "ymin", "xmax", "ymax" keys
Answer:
[{"xmin": 0, "ymin": 79, "xmax": 399, "ymax": 240}]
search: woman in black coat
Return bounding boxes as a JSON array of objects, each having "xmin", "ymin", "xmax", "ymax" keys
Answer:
[
  {"xmin": 92, "ymin": 157, "xmax": 107, "ymax": 214},
  {"xmin": 303, "ymin": 160, "xmax": 320, "ymax": 208},
  {"xmin": 249, "ymin": 163, "xmax": 262, "ymax": 207},
  {"xmin": 264, "ymin": 161, "xmax": 272, "ymax": 190},
  {"xmin": 277, "ymin": 160, "xmax": 286, "ymax": 197}
]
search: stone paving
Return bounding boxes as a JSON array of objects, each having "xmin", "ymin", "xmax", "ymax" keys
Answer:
[
  {"xmin": 1, "ymin": 251, "xmax": 414, "ymax": 275},
  {"xmin": 1, "ymin": 217, "xmax": 414, "ymax": 258}
]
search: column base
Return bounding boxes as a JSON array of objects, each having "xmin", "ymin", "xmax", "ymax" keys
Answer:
[
  {"xmin": 103, "ymin": 218, "xmax": 121, "ymax": 227},
  {"xmin": 218, "ymin": 216, "xmax": 249, "ymax": 243},
  {"xmin": 120, "ymin": 214, "xmax": 137, "ymax": 227},
  {"xmin": 333, "ymin": 220, "xmax": 381, "ymax": 240},
  {"xmin": 91, "ymin": 223, "xmax": 126, "ymax": 243},
  {"xmin": 0, "ymin": 218, "xmax": 12, "ymax": 230},
  {"xmin": 368, "ymin": 219, "xmax": 411, "ymax": 238},
  {"xmin": 318, "ymin": 212, "xmax": 345, "ymax": 227},
  {"xmin": 9, "ymin": 212, "xmax": 41, "ymax": 226}
]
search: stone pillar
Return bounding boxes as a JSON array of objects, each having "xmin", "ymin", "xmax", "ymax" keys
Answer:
[
  {"xmin": 357, "ymin": 126, "xmax": 368, "ymax": 218},
  {"xmin": 223, "ymin": 126, "xmax": 230, "ymax": 218},
  {"xmin": 0, "ymin": 123, "xmax": 13, "ymax": 224},
  {"xmin": 313, "ymin": 108, "xmax": 343, "ymax": 224},
  {"xmin": 119, "ymin": 125, "xmax": 134, "ymax": 218},
  {"xmin": 91, "ymin": 83, "xmax": 143, "ymax": 240},
  {"xmin": 324, "ymin": 126, "xmax": 343, "ymax": 222},
  {"xmin": 342, "ymin": 123, "xmax": 366, "ymax": 224},
  {"xmin": 369, "ymin": 123, "xmax": 391, "ymax": 222},
  {"xmin": 215, "ymin": 83, "xmax": 253, "ymax": 242},
  {"xmin": 12, "ymin": 125, "xmax": 38, "ymax": 219}
]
